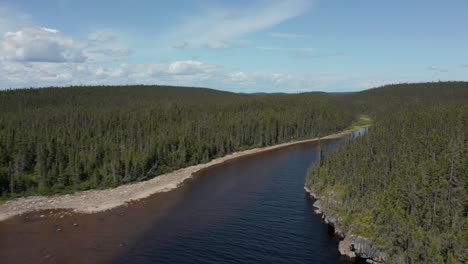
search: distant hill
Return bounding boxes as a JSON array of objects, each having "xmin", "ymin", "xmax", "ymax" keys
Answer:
[{"xmin": 340, "ymin": 81, "xmax": 468, "ymax": 116}]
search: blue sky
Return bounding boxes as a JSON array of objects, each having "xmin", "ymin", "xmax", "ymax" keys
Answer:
[{"xmin": 0, "ymin": 0, "xmax": 467, "ymax": 92}]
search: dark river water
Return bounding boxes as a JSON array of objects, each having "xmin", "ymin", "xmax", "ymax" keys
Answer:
[{"xmin": 0, "ymin": 129, "xmax": 366, "ymax": 264}]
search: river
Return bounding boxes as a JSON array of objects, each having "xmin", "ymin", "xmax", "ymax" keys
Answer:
[{"xmin": 0, "ymin": 128, "xmax": 367, "ymax": 263}]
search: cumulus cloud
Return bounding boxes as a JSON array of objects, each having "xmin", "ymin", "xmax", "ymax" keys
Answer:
[
  {"xmin": 149, "ymin": 60, "xmax": 221, "ymax": 76},
  {"xmin": 0, "ymin": 27, "xmax": 86, "ymax": 63},
  {"xmin": 0, "ymin": 25, "xmax": 131, "ymax": 63},
  {"xmin": 229, "ymin": 72, "xmax": 249, "ymax": 82},
  {"xmin": 169, "ymin": 60, "xmax": 219, "ymax": 75},
  {"xmin": 0, "ymin": 59, "xmax": 311, "ymax": 91},
  {"xmin": 0, "ymin": 62, "xmax": 78, "ymax": 86},
  {"xmin": 0, "ymin": 2, "xmax": 388, "ymax": 92},
  {"xmin": 0, "ymin": 58, "xmax": 409, "ymax": 93}
]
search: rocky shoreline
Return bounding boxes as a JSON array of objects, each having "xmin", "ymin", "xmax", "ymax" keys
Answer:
[{"xmin": 304, "ymin": 186, "xmax": 386, "ymax": 263}]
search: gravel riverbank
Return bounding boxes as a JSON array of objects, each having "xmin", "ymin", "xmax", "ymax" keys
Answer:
[{"xmin": 0, "ymin": 129, "xmax": 356, "ymax": 222}]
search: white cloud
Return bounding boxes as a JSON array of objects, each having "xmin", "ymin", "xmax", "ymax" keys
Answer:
[
  {"xmin": 0, "ymin": 21, "xmax": 131, "ymax": 63},
  {"xmin": 270, "ymin": 73, "xmax": 293, "ymax": 83},
  {"xmin": 0, "ymin": 62, "xmax": 78, "ymax": 86},
  {"xmin": 0, "ymin": 58, "xmax": 423, "ymax": 93},
  {"xmin": 229, "ymin": 72, "xmax": 249, "ymax": 82},
  {"xmin": 40, "ymin": 72, "xmax": 72, "ymax": 81},
  {"xmin": 166, "ymin": 0, "xmax": 312, "ymax": 48},
  {"xmin": 168, "ymin": 61, "xmax": 217, "ymax": 75},
  {"xmin": 0, "ymin": 2, "xmax": 413, "ymax": 93},
  {"xmin": 149, "ymin": 60, "xmax": 222, "ymax": 76},
  {"xmin": 268, "ymin": 32, "xmax": 304, "ymax": 38},
  {"xmin": 40, "ymin": 27, "xmax": 59, "ymax": 34},
  {"xmin": 0, "ymin": 59, "xmax": 317, "ymax": 91},
  {"xmin": 205, "ymin": 41, "xmax": 233, "ymax": 49},
  {"xmin": 1, "ymin": 27, "xmax": 86, "ymax": 63},
  {"xmin": 358, "ymin": 79, "xmax": 396, "ymax": 89}
]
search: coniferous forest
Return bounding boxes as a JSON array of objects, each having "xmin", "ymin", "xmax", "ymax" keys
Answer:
[
  {"xmin": 307, "ymin": 82, "xmax": 468, "ymax": 263},
  {"xmin": 0, "ymin": 85, "xmax": 354, "ymax": 197},
  {"xmin": 1, "ymin": 1, "xmax": 467, "ymax": 263},
  {"xmin": 1, "ymin": 82, "xmax": 467, "ymax": 263}
]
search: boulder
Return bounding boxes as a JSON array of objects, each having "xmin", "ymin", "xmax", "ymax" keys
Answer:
[{"xmin": 339, "ymin": 234, "xmax": 386, "ymax": 263}]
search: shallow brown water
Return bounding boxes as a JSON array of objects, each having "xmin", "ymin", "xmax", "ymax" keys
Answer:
[{"xmin": 0, "ymin": 129, "xmax": 366, "ymax": 264}]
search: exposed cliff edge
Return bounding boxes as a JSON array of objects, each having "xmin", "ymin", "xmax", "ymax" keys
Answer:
[{"xmin": 304, "ymin": 186, "xmax": 386, "ymax": 263}]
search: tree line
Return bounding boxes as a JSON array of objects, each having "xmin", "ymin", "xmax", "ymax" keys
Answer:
[
  {"xmin": 0, "ymin": 85, "xmax": 355, "ymax": 197},
  {"xmin": 307, "ymin": 82, "xmax": 468, "ymax": 263}
]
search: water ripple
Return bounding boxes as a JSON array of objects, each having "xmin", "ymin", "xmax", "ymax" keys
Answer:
[{"xmin": 116, "ymin": 139, "xmax": 351, "ymax": 264}]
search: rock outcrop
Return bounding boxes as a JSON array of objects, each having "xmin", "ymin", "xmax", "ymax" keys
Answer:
[
  {"xmin": 304, "ymin": 186, "xmax": 386, "ymax": 263},
  {"xmin": 338, "ymin": 233, "xmax": 386, "ymax": 263}
]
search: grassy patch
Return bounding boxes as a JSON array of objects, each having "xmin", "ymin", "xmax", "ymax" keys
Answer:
[{"xmin": 348, "ymin": 114, "xmax": 373, "ymax": 129}]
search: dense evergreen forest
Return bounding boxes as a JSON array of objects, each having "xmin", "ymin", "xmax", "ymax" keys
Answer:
[
  {"xmin": 0, "ymin": 85, "xmax": 355, "ymax": 197},
  {"xmin": 338, "ymin": 82, "xmax": 468, "ymax": 117},
  {"xmin": 307, "ymin": 82, "xmax": 468, "ymax": 263},
  {"xmin": 2, "ymin": 82, "xmax": 467, "ymax": 262}
]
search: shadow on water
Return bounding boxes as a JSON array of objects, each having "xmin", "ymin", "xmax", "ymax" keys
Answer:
[{"xmin": 0, "ymin": 130, "xmax": 367, "ymax": 263}]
